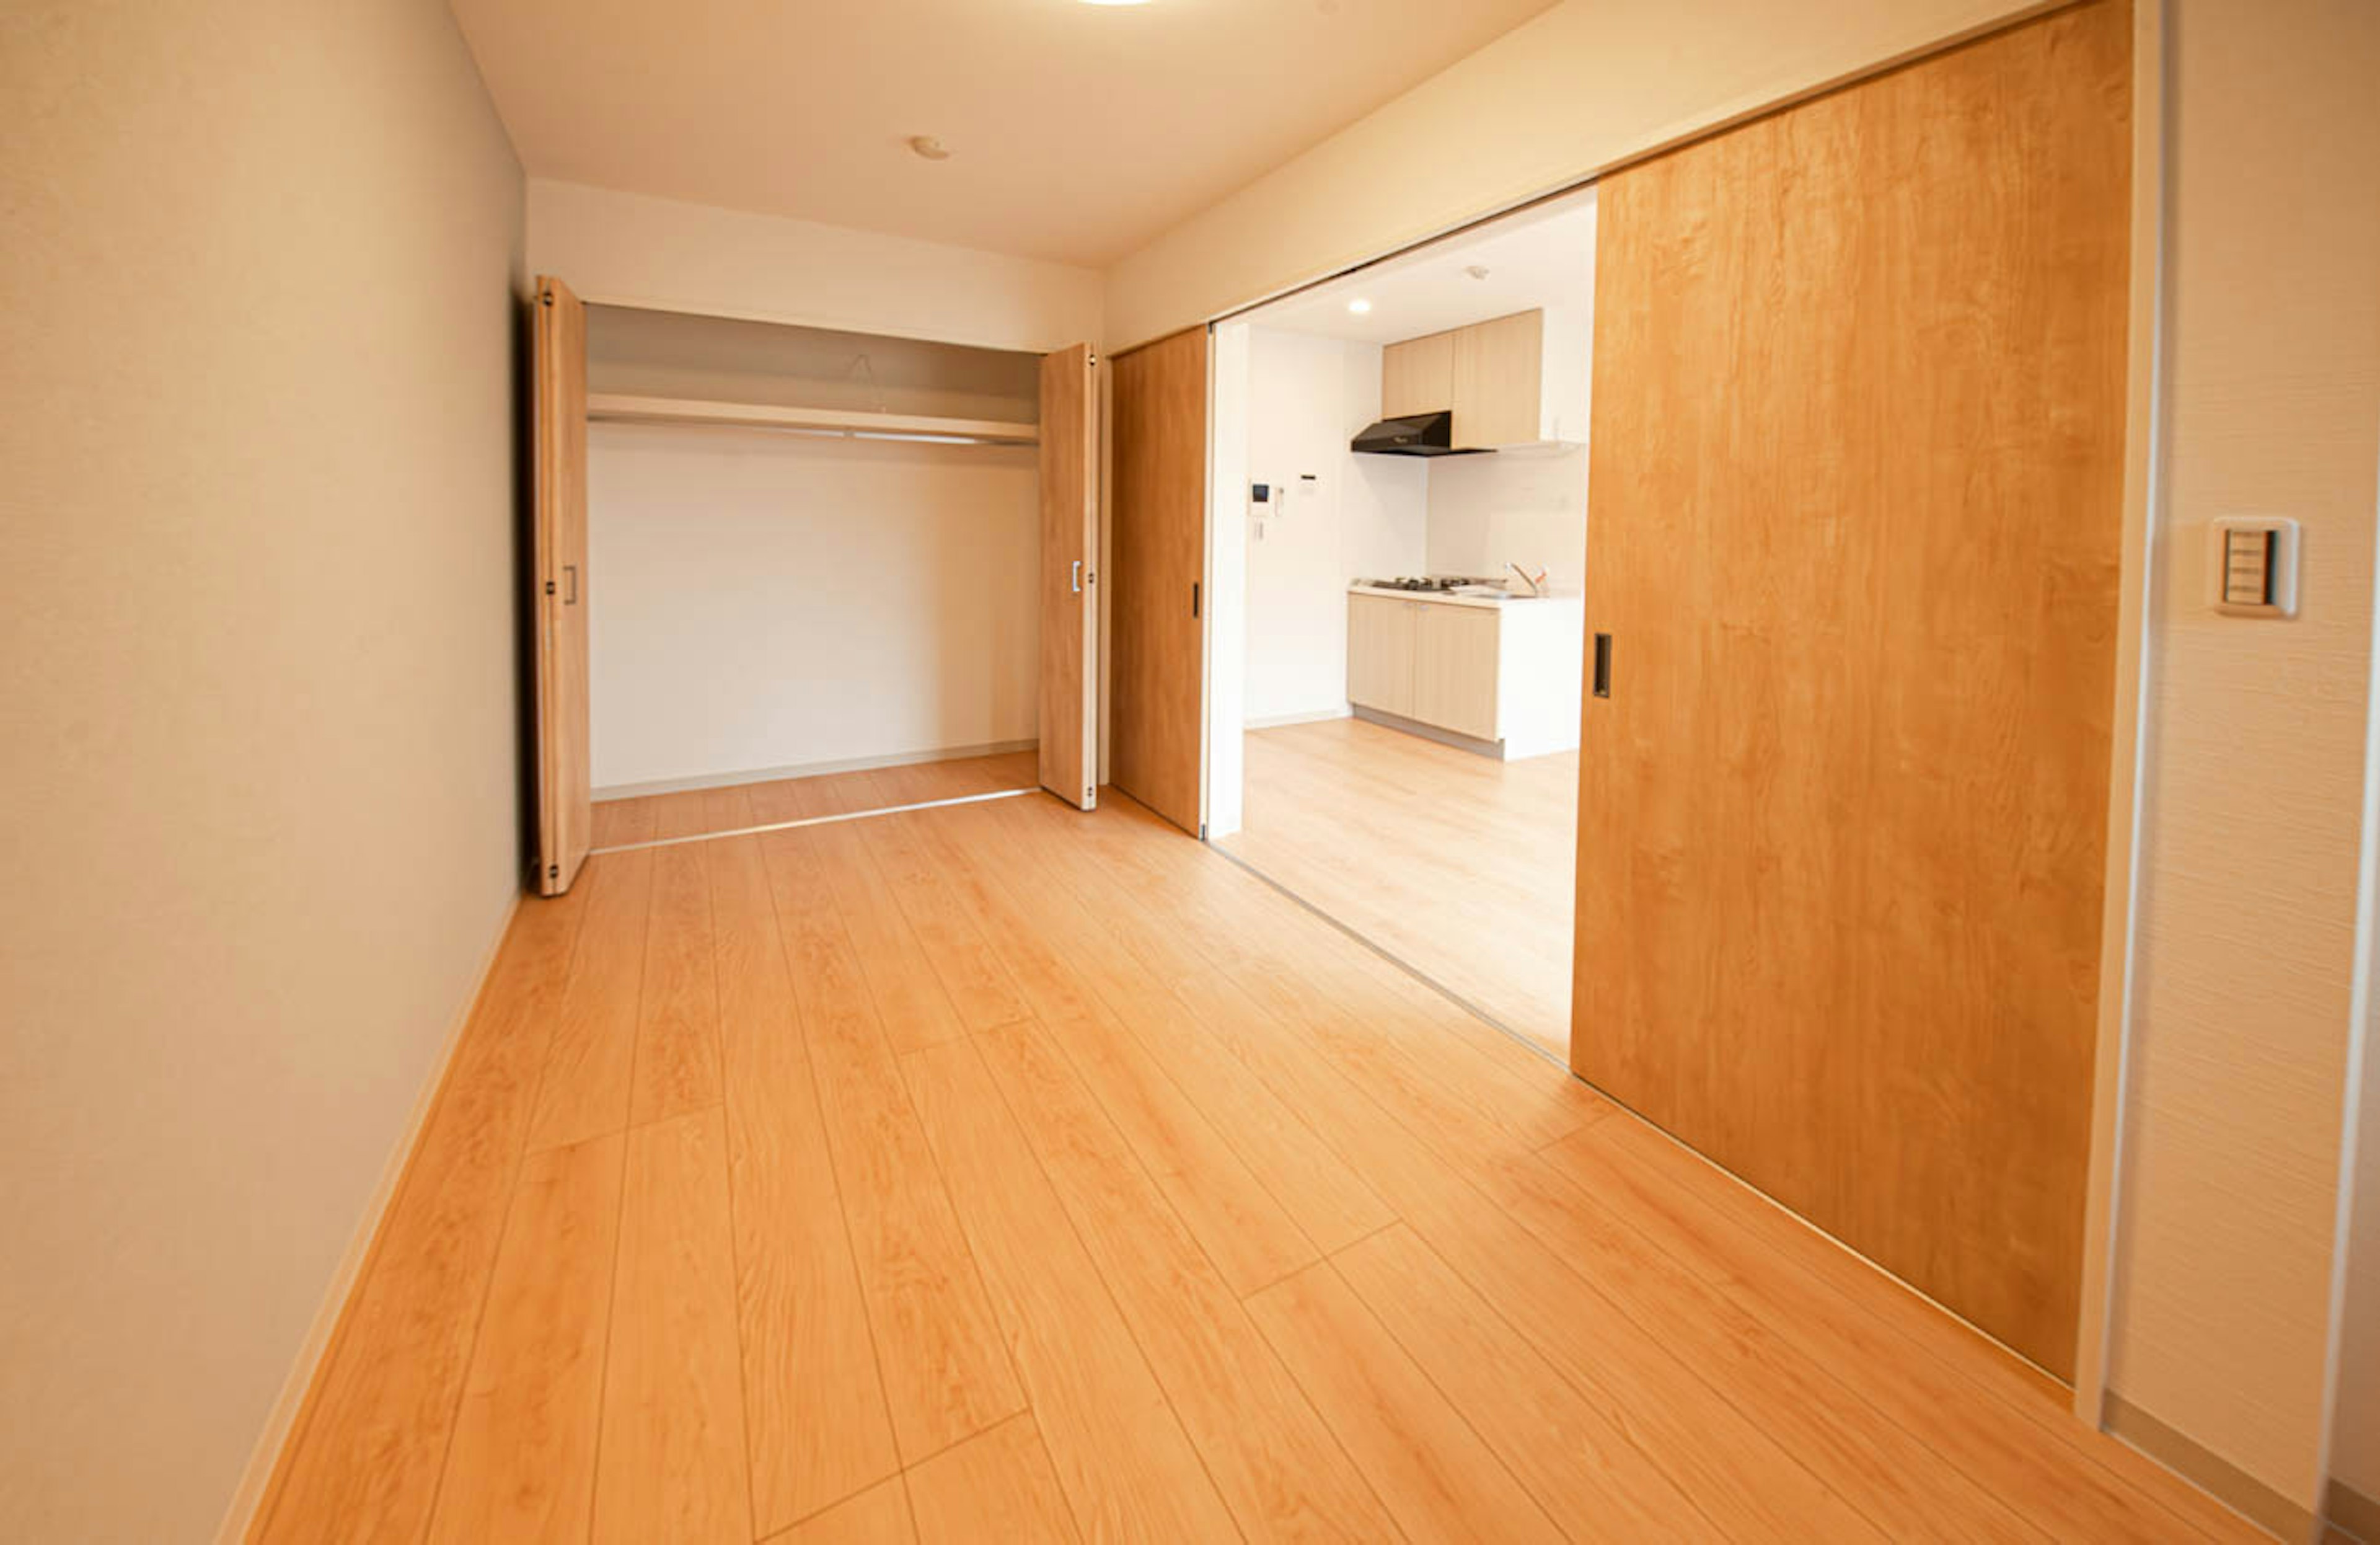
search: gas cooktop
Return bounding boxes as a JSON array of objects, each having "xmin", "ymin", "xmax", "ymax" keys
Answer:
[{"xmin": 1359, "ymin": 575, "xmax": 1502, "ymax": 593}]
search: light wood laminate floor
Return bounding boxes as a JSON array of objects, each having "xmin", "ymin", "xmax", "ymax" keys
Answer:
[
  {"xmin": 1220, "ymin": 717, "xmax": 1578, "ymax": 1058},
  {"xmin": 255, "ymin": 790, "xmax": 2255, "ymax": 1544},
  {"xmin": 592, "ymin": 748, "xmax": 1041, "ymax": 849}
]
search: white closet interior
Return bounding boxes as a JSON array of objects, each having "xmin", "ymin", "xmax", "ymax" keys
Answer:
[{"xmin": 581, "ymin": 304, "xmax": 1046, "ymax": 795}]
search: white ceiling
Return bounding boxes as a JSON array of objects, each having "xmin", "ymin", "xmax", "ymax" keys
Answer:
[
  {"xmin": 1247, "ymin": 188, "xmax": 1596, "ymax": 343},
  {"xmin": 447, "ymin": 0, "xmax": 1558, "ymax": 268}
]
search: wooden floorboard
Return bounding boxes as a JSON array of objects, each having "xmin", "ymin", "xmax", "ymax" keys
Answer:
[
  {"xmin": 705, "ymin": 835, "xmax": 899, "ymax": 1533},
  {"xmin": 901, "ymin": 1414, "xmax": 1075, "ymax": 1544},
  {"xmin": 594, "ymin": 1105, "xmax": 750, "ymax": 1544},
  {"xmin": 900, "ymin": 1034, "xmax": 1240, "ymax": 1541},
  {"xmin": 760, "ymin": 830, "xmax": 1025, "ymax": 1466},
  {"xmin": 973, "ymin": 1017, "xmax": 1398, "ymax": 1540},
  {"xmin": 1245, "ymin": 1259, "xmax": 1568, "ymax": 1544},
  {"xmin": 1219, "ymin": 716, "xmax": 1576, "ymax": 1055},
  {"xmin": 259, "ymin": 792, "xmax": 2263, "ymax": 1545},
  {"xmin": 425, "ymin": 1129, "xmax": 620, "ymax": 1544}
]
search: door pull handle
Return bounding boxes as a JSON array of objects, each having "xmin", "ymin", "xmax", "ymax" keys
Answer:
[
  {"xmin": 1192, "ymin": 580, "xmax": 1201, "ymax": 619},
  {"xmin": 1072, "ymin": 559, "xmax": 1083, "ymax": 595},
  {"xmin": 563, "ymin": 564, "xmax": 580, "ymax": 606},
  {"xmin": 1592, "ymin": 632, "xmax": 1613, "ymax": 698}
]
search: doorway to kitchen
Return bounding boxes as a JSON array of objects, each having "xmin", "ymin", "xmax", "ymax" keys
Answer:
[{"xmin": 1202, "ymin": 188, "xmax": 1595, "ymax": 1061}]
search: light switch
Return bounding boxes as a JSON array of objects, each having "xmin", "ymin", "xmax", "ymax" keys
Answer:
[{"xmin": 2208, "ymin": 518, "xmax": 2299, "ymax": 618}]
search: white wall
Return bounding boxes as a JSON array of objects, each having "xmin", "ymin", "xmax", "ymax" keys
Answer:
[
  {"xmin": 2106, "ymin": 0, "xmax": 2380, "ymax": 1512},
  {"xmin": 0, "ymin": 1, "xmax": 526, "ymax": 1538},
  {"xmin": 1103, "ymin": 0, "xmax": 2039, "ymax": 348},
  {"xmin": 1242, "ymin": 327, "xmax": 1427, "ymax": 727},
  {"xmin": 1425, "ymin": 446, "xmax": 1590, "ymax": 591},
  {"xmin": 531, "ymin": 178, "xmax": 1103, "ymax": 352},
  {"xmin": 589, "ymin": 424, "xmax": 1039, "ymax": 790}
]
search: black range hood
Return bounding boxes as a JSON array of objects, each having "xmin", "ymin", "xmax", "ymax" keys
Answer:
[{"xmin": 1349, "ymin": 410, "xmax": 1488, "ymax": 458}]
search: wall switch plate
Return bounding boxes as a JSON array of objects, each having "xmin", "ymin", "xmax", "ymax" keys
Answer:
[{"xmin": 2208, "ymin": 517, "xmax": 2299, "ymax": 617}]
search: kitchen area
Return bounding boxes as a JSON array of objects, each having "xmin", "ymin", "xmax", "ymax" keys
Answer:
[{"xmin": 1205, "ymin": 188, "xmax": 1595, "ymax": 1058}]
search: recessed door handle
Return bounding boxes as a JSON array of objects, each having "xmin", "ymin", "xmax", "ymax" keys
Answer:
[
  {"xmin": 1072, "ymin": 559, "xmax": 1082, "ymax": 595},
  {"xmin": 1592, "ymin": 632, "xmax": 1612, "ymax": 697},
  {"xmin": 563, "ymin": 564, "xmax": 579, "ymax": 606}
]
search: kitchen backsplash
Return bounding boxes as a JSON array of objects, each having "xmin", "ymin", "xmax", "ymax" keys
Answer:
[{"xmin": 1422, "ymin": 442, "xmax": 1589, "ymax": 589}]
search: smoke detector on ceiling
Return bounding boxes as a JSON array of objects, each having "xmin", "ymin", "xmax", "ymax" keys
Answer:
[
  {"xmin": 1465, "ymin": 265, "xmax": 1491, "ymax": 281},
  {"xmin": 908, "ymin": 135, "xmax": 953, "ymax": 161}
]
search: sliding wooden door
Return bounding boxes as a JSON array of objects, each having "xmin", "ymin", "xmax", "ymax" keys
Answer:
[
  {"xmin": 1572, "ymin": 0, "xmax": 2130, "ymax": 1376},
  {"xmin": 1038, "ymin": 343, "xmax": 1099, "ymax": 810},
  {"xmin": 1109, "ymin": 327, "xmax": 1209, "ymax": 834},
  {"xmin": 532, "ymin": 275, "xmax": 591, "ymax": 896}
]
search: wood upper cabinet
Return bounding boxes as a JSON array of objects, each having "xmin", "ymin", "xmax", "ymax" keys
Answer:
[
  {"xmin": 1380, "ymin": 331, "xmax": 1454, "ymax": 419},
  {"xmin": 1450, "ymin": 312, "xmax": 1545, "ymax": 449},
  {"xmin": 1379, "ymin": 308, "xmax": 1585, "ymax": 449}
]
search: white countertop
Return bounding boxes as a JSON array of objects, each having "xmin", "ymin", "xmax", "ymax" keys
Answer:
[{"xmin": 1347, "ymin": 583, "xmax": 1581, "ymax": 611}]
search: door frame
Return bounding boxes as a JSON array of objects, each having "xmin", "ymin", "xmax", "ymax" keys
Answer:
[{"xmin": 1170, "ymin": 0, "xmax": 2164, "ymax": 1416}]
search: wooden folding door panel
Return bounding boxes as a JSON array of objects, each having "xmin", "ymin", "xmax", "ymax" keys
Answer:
[
  {"xmin": 533, "ymin": 274, "xmax": 591, "ymax": 896},
  {"xmin": 1038, "ymin": 343, "xmax": 1099, "ymax": 810},
  {"xmin": 1109, "ymin": 327, "xmax": 1210, "ymax": 835},
  {"xmin": 1572, "ymin": 0, "xmax": 2131, "ymax": 1376}
]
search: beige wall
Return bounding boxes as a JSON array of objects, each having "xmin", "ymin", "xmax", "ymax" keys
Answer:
[
  {"xmin": 529, "ymin": 179, "xmax": 1104, "ymax": 353},
  {"xmin": 2109, "ymin": 0, "xmax": 2380, "ymax": 1510},
  {"xmin": 1101, "ymin": 0, "xmax": 2038, "ymax": 348},
  {"xmin": 0, "ymin": 1, "xmax": 527, "ymax": 1539}
]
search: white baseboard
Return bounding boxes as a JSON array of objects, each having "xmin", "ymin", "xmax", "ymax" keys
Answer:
[
  {"xmin": 1243, "ymin": 707, "xmax": 1352, "ymax": 731},
  {"xmin": 594, "ymin": 738, "xmax": 1038, "ymax": 800},
  {"xmin": 213, "ymin": 887, "xmax": 523, "ymax": 1544}
]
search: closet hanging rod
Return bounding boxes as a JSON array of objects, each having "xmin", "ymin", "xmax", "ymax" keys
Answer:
[{"xmin": 585, "ymin": 391, "xmax": 1038, "ymax": 446}]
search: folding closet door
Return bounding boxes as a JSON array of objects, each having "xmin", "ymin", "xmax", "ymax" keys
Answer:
[
  {"xmin": 1038, "ymin": 343, "xmax": 1098, "ymax": 810},
  {"xmin": 1571, "ymin": 0, "xmax": 2130, "ymax": 1377},
  {"xmin": 532, "ymin": 274, "xmax": 591, "ymax": 896},
  {"xmin": 1108, "ymin": 327, "xmax": 1210, "ymax": 835}
]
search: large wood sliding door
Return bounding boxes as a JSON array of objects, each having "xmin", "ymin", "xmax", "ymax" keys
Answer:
[
  {"xmin": 1109, "ymin": 327, "xmax": 1210, "ymax": 834},
  {"xmin": 1572, "ymin": 0, "xmax": 2131, "ymax": 1376},
  {"xmin": 532, "ymin": 275, "xmax": 591, "ymax": 896},
  {"xmin": 1038, "ymin": 344, "xmax": 1100, "ymax": 810}
]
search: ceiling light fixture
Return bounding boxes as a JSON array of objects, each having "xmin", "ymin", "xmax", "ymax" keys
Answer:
[
  {"xmin": 908, "ymin": 135, "xmax": 952, "ymax": 161},
  {"xmin": 1347, "ymin": 298, "xmax": 1372, "ymax": 314}
]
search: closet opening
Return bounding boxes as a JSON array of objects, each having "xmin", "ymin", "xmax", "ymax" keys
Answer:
[{"xmin": 531, "ymin": 286, "xmax": 1100, "ymax": 890}]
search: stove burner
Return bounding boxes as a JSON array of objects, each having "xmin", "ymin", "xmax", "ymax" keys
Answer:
[{"xmin": 1362, "ymin": 575, "xmax": 1500, "ymax": 593}]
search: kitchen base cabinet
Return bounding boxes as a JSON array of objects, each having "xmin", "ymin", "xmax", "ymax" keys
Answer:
[
  {"xmin": 1345, "ymin": 593, "xmax": 1418, "ymax": 719},
  {"xmin": 1409, "ymin": 603, "xmax": 1500, "ymax": 741},
  {"xmin": 1344, "ymin": 588, "xmax": 1582, "ymax": 759}
]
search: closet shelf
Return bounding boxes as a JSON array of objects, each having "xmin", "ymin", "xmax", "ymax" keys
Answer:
[{"xmin": 586, "ymin": 392, "xmax": 1038, "ymax": 445}]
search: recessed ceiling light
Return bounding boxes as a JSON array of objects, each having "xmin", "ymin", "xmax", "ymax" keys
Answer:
[
  {"xmin": 908, "ymin": 135, "xmax": 952, "ymax": 161},
  {"xmin": 1347, "ymin": 298, "xmax": 1372, "ymax": 314}
]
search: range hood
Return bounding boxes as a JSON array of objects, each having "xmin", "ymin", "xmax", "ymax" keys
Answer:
[{"xmin": 1349, "ymin": 410, "xmax": 1489, "ymax": 458}]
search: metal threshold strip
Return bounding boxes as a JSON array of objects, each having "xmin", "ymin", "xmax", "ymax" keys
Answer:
[{"xmin": 589, "ymin": 785, "xmax": 1037, "ymax": 856}]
